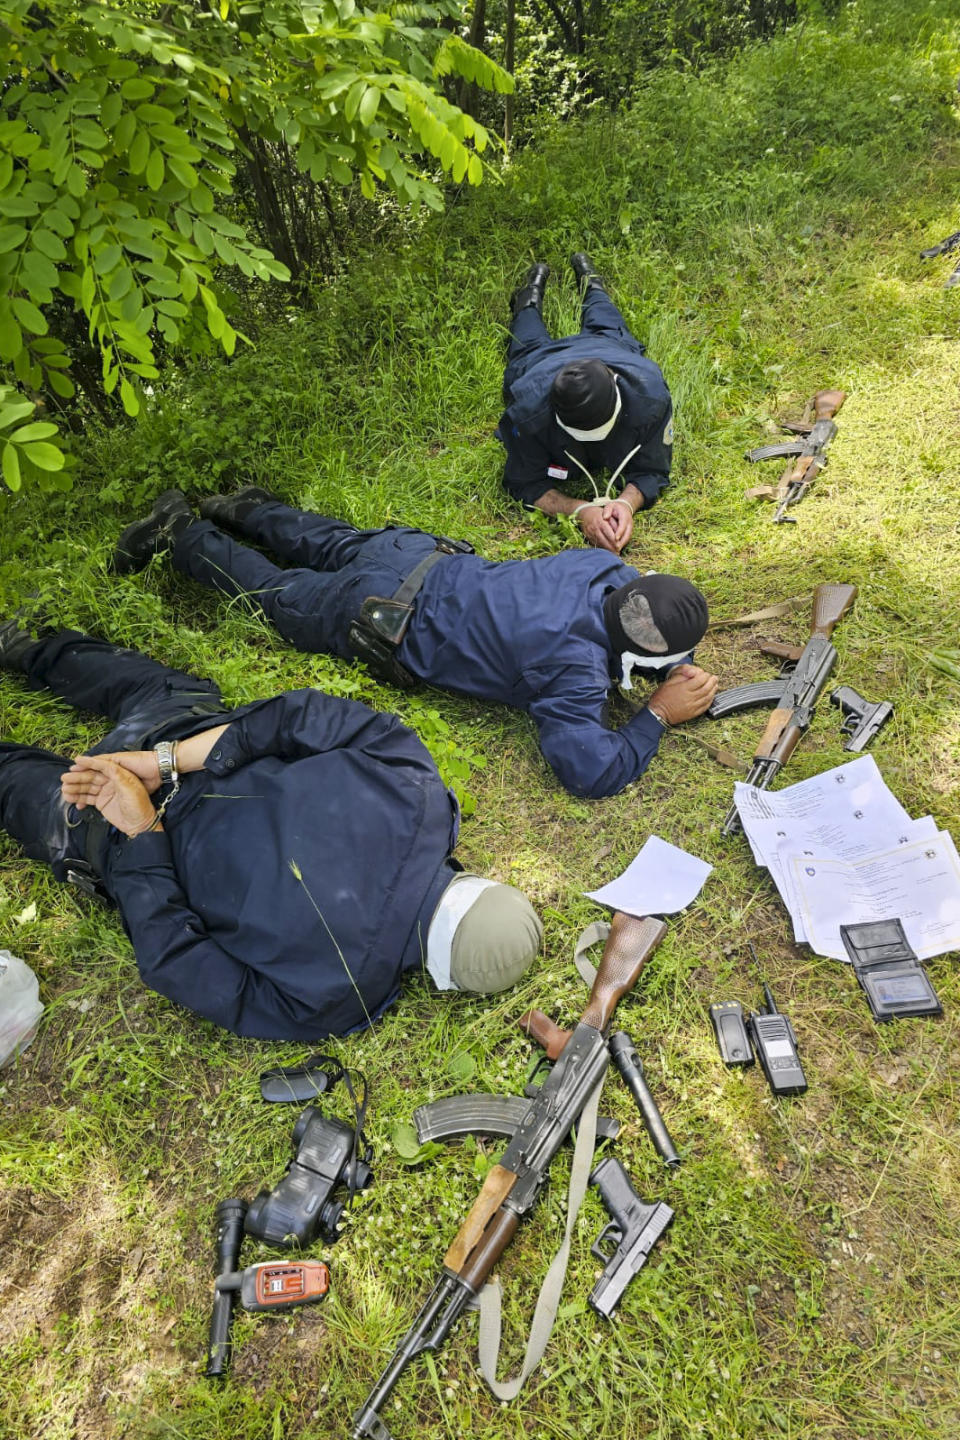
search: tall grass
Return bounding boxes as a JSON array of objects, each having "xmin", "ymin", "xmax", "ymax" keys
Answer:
[{"xmin": 3, "ymin": 3, "xmax": 960, "ymax": 1438}]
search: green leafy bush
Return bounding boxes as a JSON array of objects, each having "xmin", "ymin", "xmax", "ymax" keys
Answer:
[{"xmin": 0, "ymin": 0, "xmax": 512, "ymax": 490}]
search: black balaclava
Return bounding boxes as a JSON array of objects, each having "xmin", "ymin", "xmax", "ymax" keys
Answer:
[
  {"xmin": 551, "ymin": 360, "xmax": 619, "ymax": 438},
  {"xmin": 603, "ymin": 575, "xmax": 709, "ymax": 676}
]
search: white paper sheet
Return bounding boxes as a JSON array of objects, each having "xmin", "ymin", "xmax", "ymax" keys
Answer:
[
  {"xmin": 789, "ymin": 831, "xmax": 960, "ymax": 961},
  {"xmin": 771, "ymin": 815, "xmax": 939, "ymax": 943},
  {"xmin": 734, "ymin": 755, "xmax": 911, "ymax": 862},
  {"xmin": 585, "ymin": 835, "xmax": 712, "ymax": 917}
]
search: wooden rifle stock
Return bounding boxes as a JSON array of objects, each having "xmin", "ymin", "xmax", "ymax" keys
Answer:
[
  {"xmin": 446, "ymin": 913, "xmax": 666, "ymax": 1286},
  {"xmin": 811, "ymin": 581, "xmax": 857, "ymax": 638},
  {"xmin": 751, "ymin": 583, "xmax": 856, "ymax": 762},
  {"xmin": 812, "ymin": 388, "xmax": 846, "ymax": 421}
]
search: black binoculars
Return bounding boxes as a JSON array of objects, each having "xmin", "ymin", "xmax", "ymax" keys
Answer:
[{"xmin": 244, "ymin": 1106, "xmax": 374, "ymax": 1248}]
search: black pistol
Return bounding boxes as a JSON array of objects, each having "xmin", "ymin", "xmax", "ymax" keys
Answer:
[
  {"xmin": 588, "ymin": 1156, "xmax": 674, "ymax": 1318},
  {"xmin": 830, "ymin": 685, "xmax": 894, "ymax": 752}
]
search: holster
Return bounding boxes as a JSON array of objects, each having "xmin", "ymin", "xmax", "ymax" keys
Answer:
[{"xmin": 347, "ymin": 536, "xmax": 473, "ymax": 688}]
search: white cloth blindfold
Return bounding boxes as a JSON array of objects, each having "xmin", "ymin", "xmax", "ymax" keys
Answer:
[
  {"xmin": 556, "ymin": 376, "xmax": 622, "ymax": 442},
  {"xmin": 620, "ymin": 650, "xmax": 690, "ymax": 690},
  {"xmin": 425, "ymin": 873, "xmax": 494, "ymax": 990}
]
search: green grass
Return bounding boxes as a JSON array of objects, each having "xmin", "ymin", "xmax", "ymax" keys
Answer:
[{"xmin": 3, "ymin": 2, "xmax": 960, "ymax": 1437}]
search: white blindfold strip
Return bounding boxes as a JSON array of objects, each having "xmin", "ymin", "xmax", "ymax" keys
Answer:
[
  {"xmin": 425, "ymin": 873, "xmax": 494, "ymax": 990},
  {"xmin": 619, "ymin": 649, "xmax": 690, "ymax": 691},
  {"xmin": 556, "ymin": 376, "xmax": 622, "ymax": 442}
]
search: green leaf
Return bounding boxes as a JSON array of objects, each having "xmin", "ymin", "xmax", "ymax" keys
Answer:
[
  {"xmin": 119, "ymin": 378, "xmax": 140, "ymax": 417},
  {"xmin": 128, "ymin": 128, "xmax": 150, "ymax": 173},
  {"xmin": 447, "ymin": 1051, "xmax": 477, "ymax": 1083},
  {"xmin": 389, "ymin": 1123, "xmax": 443, "ymax": 1167},
  {"xmin": 22, "ymin": 441, "xmax": 64, "ymax": 471},
  {"xmin": 0, "ymin": 225, "xmax": 27, "ymax": 254},
  {"xmin": 179, "ymin": 266, "xmax": 198, "ymax": 301},
  {"xmin": 167, "ymin": 155, "xmax": 198, "ymax": 189},
  {"xmin": 193, "ymin": 219, "xmax": 214, "ymax": 255},
  {"xmin": 101, "ymin": 93, "xmax": 123, "ymax": 131},
  {"xmin": 47, "ymin": 370, "xmax": 75, "ymax": 399},
  {"xmin": 390, "ymin": 1122, "xmax": 421, "ymax": 1160},
  {"xmin": 359, "ymin": 86, "xmax": 380, "ymax": 127},
  {"xmin": 121, "ymin": 78, "xmax": 155, "ymax": 101},
  {"xmin": 66, "ymin": 165, "xmax": 87, "ymax": 199},
  {"xmin": 10, "ymin": 422, "xmax": 57, "ymax": 443},
  {"xmin": 32, "ymin": 229, "xmax": 67, "ymax": 261},
  {"xmin": 114, "ymin": 111, "xmax": 137, "ymax": 151},
  {"xmin": 146, "ymin": 148, "xmax": 165, "ymax": 191},
  {"xmin": 108, "ymin": 267, "xmax": 133, "ymax": 301},
  {"xmin": 22, "ymin": 250, "xmax": 59, "ymax": 291},
  {"xmin": 94, "ymin": 244, "xmax": 122, "ymax": 275},
  {"xmin": 11, "ymin": 296, "xmax": 47, "ymax": 335},
  {"xmin": 190, "ymin": 182, "xmax": 214, "ymax": 214},
  {"xmin": 1, "ymin": 442, "xmax": 21, "ymax": 492},
  {"xmin": 0, "ymin": 401, "xmax": 36, "ymax": 428}
]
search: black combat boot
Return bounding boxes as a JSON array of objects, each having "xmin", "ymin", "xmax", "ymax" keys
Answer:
[
  {"xmin": 113, "ymin": 489, "xmax": 196, "ymax": 575},
  {"xmin": 570, "ymin": 252, "xmax": 607, "ymax": 293},
  {"xmin": 510, "ymin": 262, "xmax": 550, "ymax": 317},
  {"xmin": 199, "ymin": 485, "xmax": 276, "ymax": 529},
  {"xmin": 0, "ymin": 617, "xmax": 40, "ymax": 674}
]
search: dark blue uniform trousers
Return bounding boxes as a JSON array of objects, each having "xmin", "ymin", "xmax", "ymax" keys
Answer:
[
  {"xmin": 172, "ymin": 509, "xmax": 438, "ymax": 657},
  {"xmin": 503, "ymin": 287, "xmax": 645, "ymax": 399},
  {"xmin": 0, "ymin": 634, "xmax": 226, "ymax": 879}
]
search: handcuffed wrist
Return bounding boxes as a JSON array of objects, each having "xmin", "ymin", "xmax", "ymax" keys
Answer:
[
  {"xmin": 125, "ymin": 811, "xmax": 164, "ymax": 839},
  {"xmin": 154, "ymin": 741, "xmax": 179, "ymax": 786},
  {"xmin": 646, "ymin": 705, "xmax": 668, "ymax": 727},
  {"xmin": 571, "ymin": 502, "xmax": 603, "ymax": 521}
]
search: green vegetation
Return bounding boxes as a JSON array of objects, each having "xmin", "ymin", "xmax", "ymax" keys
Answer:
[
  {"xmin": 2, "ymin": 2, "xmax": 960, "ymax": 1438},
  {"xmin": 0, "ymin": 0, "xmax": 510, "ymax": 487}
]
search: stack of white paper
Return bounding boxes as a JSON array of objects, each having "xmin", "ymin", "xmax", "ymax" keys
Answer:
[{"xmin": 733, "ymin": 756, "xmax": 960, "ymax": 962}]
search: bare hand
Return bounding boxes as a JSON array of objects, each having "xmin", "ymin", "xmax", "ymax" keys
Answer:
[
  {"xmin": 601, "ymin": 498, "xmax": 634, "ymax": 551},
  {"xmin": 61, "ymin": 755, "xmax": 158, "ymax": 838},
  {"xmin": 89, "ymin": 749, "xmax": 162, "ymax": 794},
  {"xmin": 647, "ymin": 665, "xmax": 719, "ymax": 725},
  {"xmin": 577, "ymin": 504, "xmax": 620, "ymax": 554}
]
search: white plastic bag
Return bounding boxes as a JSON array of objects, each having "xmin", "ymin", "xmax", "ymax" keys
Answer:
[{"xmin": 0, "ymin": 949, "xmax": 44, "ymax": 1066}]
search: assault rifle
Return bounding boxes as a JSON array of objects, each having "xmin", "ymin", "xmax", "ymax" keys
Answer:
[
  {"xmin": 709, "ymin": 583, "xmax": 858, "ymax": 835},
  {"xmin": 746, "ymin": 389, "xmax": 846, "ymax": 523},
  {"xmin": 350, "ymin": 912, "xmax": 667, "ymax": 1440}
]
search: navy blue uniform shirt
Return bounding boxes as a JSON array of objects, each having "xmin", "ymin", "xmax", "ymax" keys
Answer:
[
  {"xmin": 497, "ymin": 334, "xmax": 673, "ymax": 510},
  {"xmin": 101, "ymin": 690, "xmax": 459, "ymax": 1039},
  {"xmin": 399, "ymin": 546, "xmax": 668, "ymax": 800}
]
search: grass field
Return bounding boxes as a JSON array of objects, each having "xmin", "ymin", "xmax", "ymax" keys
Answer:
[{"xmin": 2, "ymin": 3, "xmax": 960, "ymax": 1438}]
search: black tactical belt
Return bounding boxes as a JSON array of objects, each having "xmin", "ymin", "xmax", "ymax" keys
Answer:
[{"xmin": 348, "ymin": 536, "xmax": 473, "ymax": 688}]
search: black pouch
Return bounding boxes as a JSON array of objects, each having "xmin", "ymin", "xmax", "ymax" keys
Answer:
[{"xmin": 840, "ymin": 919, "xmax": 942, "ymax": 1022}]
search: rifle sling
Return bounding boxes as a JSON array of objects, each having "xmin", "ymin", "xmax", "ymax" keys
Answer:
[
  {"xmin": 477, "ymin": 1079, "xmax": 602, "ymax": 1400},
  {"xmin": 707, "ymin": 595, "xmax": 810, "ymax": 628},
  {"xmin": 476, "ymin": 921, "xmax": 610, "ymax": 1400}
]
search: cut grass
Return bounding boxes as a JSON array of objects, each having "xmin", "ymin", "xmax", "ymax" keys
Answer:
[{"xmin": 3, "ymin": 3, "xmax": 960, "ymax": 1438}]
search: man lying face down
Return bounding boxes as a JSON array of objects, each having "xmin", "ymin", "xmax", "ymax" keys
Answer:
[
  {"xmin": 114, "ymin": 490, "xmax": 718, "ymax": 801},
  {"xmin": 0, "ymin": 624, "xmax": 542, "ymax": 1039}
]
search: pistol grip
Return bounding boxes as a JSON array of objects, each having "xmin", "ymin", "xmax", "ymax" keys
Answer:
[{"xmin": 518, "ymin": 1009, "xmax": 571, "ymax": 1060}]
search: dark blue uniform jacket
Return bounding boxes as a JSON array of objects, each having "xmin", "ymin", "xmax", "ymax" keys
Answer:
[
  {"xmin": 100, "ymin": 691, "xmax": 459, "ymax": 1040},
  {"xmin": 398, "ymin": 546, "xmax": 668, "ymax": 800},
  {"xmin": 496, "ymin": 335, "xmax": 673, "ymax": 510}
]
